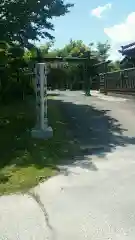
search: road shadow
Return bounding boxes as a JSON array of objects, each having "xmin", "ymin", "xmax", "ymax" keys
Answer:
[
  {"xmin": 48, "ymin": 97, "xmax": 135, "ymax": 172},
  {"xmin": 47, "ymin": 93, "xmax": 60, "ymax": 97},
  {"xmin": 1, "ymin": 96, "xmax": 135, "ymax": 182}
]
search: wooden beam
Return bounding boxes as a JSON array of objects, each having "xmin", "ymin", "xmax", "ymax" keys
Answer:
[{"xmin": 31, "ymin": 56, "xmax": 88, "ymax": 63}]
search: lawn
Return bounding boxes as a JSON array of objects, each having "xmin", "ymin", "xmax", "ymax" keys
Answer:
[{"xmin": 0, "ymin": 97, "xmax": 72, "ymax": 195}]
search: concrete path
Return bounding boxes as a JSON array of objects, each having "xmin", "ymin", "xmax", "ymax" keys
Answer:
[{"xmin": 0, "ymin": 91, "xmax": 135, "ymax": 240}]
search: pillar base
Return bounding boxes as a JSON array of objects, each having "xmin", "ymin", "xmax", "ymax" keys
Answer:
[{"xmin": 31, "ymin": 126, "xmax": 53, "ymax": 139}]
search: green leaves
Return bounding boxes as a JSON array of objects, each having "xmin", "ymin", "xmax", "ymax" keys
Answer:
[
  {"xmin": 0, "ymin": 0, "xmax": 74, "ymax": 47},
  {"xmin": 9, "ymin": 46, "xmax": 24, "ymax": 59},
  {"xmin": 96, "ymin": 41, "xmax": 110, "ymax": 61},
  {"xmin": 54, "ymin": 40, "xmax": 91, "ymax": 58}
]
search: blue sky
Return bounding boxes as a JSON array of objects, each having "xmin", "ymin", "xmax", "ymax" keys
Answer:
[{"xmin": 40, "ymin": 0, "xmax": 135, "ymax": 59}]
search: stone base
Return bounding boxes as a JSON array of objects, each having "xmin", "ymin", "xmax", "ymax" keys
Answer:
[{"xmin": 31, "ymin": 126, "xmax": 53, "ymax": 139}]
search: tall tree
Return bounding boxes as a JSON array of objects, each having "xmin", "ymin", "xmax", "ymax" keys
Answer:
[
  {"xmin": 96, "ymin": 41, "xmax": 110, "ymax": 61},
  {"xmin": 0, "ymin": 0, "xmax": 73, "ymax": 48},
  {"xmin": 39, "ymin": 41, "xmax": 54, "ymax": 57},
  {"xmin": 109, "ymin": 60, "xmax": 120, "ymax": 71},
  {"xmin": 55, "ymin": 39, "xmax": 91, "ymax": 57}
]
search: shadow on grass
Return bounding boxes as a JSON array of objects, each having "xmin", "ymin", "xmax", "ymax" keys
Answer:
[
  {"xmin": 1, "ymin": 94, "xmax": 135, "ymax": 193},
  {"xmin": 0, "ymin": 99, "xmax": 69, "ymax": 165},
  {"xmin": 0, "ymin": 98, "xmax": 67, "ymax": 191}
]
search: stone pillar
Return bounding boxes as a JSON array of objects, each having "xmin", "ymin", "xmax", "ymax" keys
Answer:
[{"xmin": 31, "ymin": 63, "xmax": 53, "ymax": 139}]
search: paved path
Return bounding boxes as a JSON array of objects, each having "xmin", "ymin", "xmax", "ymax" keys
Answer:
[{"xmin": 1, "ymin": 91, "xmax": 135, "ymax": 240}]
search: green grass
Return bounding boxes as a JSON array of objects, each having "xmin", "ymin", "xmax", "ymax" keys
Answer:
[{"xmin": 0, "ymin": 97, "xmax": 73, "ymax": 195}]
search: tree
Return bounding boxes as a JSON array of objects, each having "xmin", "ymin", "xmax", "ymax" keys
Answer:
[
  {"xmin": 39, "ymin": 41, "xmax": 54, "ymax": 57},
  {"xmin": 55, "ymin": 39, "xmax": 91, "ymax": 58},
  {"xmin": 0, "ymin": 0, "xmax": 73, "ymax": 48},
  {"xmin": 109, "ymin": 60, "xmax": 120, "ymax": 71},
  {"xmin": 96, "ymin": 41, "xmax": 110, "ymax": 61}
]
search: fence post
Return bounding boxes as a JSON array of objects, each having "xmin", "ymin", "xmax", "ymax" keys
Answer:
[
  {"xmin": 104, "ymin": 73, "xmax": 108, "ymax": 95},
  {"xmin": 99, "ymin": 73, "xmax": 104, "ymax": 93},
  {"xmin": 99, "ymin": 73, "xmax": 108, "ymax": 95}
]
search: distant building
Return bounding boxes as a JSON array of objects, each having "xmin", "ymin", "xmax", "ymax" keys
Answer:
[
  {"xmin": 119, "ymin": 42, "xmax": 135, "ymax": 68},
  {"xmin": 119, "ymin": 42, "xmax": 135, "ymax": 57}
]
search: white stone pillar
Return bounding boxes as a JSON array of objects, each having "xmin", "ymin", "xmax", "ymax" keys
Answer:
[
  {"xmin": 43, "ymin": 63, "xmax": 48, "ymax": 129},
  {"xmin": 31, "ymin": 63, "xmax": 53, "ymax": 139},
  {"xmin": 39, "ymin": 63, "xmax": 45, "ymax": 130}
]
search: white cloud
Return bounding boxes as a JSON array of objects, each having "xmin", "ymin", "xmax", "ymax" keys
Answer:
[
  {"xmin": 91, "ymin": 3, "xmax": 112, "ymax": 18},
  {"xmin": 104, "ymin": 12, "xmax": 135, "ymax": 42},
  {"xmin": 104, "ymin": 12, "xmax": 135, "ymax": 60}
]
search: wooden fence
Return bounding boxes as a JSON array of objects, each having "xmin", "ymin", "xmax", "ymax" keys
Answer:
[{"xmin": 99, "ymin": 68, "xmax": 135, "ymax": 94}]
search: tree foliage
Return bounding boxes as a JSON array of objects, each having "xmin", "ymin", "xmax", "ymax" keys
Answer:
[
  {"xmin": 0, "ymin": 0, "xmax": 74, "ymax": 102},
  {"xmin": 96, "ymin": 41, "xmax": 110, "ymax": 61},
  {"xmin": 55, "ymin": 39, "xmax": 90, "ymax": 57},
  {"xmin": 0, "ymin": 0, "xmax": 73, "ymax": 48},
  {"xmin": 0, "ymin": 0, "xmax": 112, "ymax": 103},
  {"xmin": 109, "ymin": 60, "xmax": 120, "ymax": 71}
]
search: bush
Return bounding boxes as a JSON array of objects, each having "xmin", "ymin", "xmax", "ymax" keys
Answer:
[{"xmin": 0, "ymin": 41, "xmax": 34, "ymax": 103}]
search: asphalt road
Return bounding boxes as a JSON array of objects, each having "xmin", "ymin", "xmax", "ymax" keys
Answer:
[{"xmin": 0, "ymin": 91, "xmax": 135, "ymax": 240}]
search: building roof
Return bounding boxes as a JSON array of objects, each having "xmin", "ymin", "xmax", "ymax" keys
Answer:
[{"xmin": 119, "ymin": 42, "xmax": 135, "ymax": 58}]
